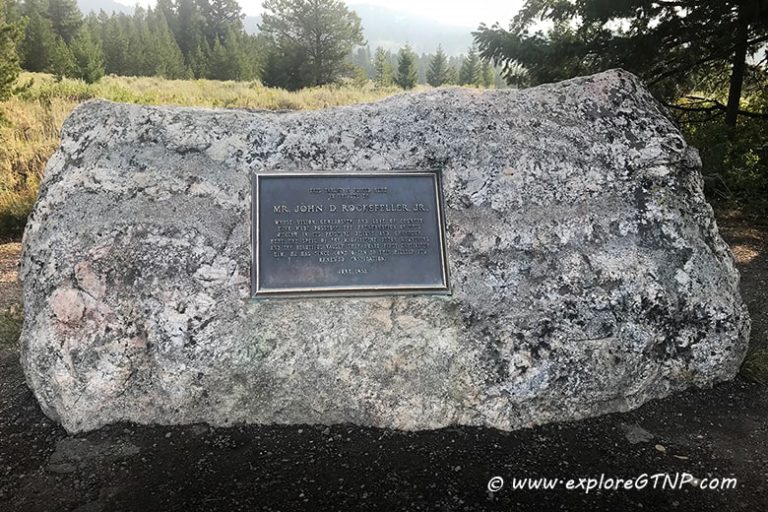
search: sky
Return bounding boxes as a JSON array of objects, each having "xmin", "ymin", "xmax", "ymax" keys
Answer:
[{"xmin": 113, "ymin": 0, "xmax": 525, "ymax": 28}]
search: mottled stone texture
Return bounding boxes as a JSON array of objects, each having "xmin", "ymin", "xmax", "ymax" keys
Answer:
[{"xmin": 20, "ymin": 69, "xmax": 749, "ymax": 433}]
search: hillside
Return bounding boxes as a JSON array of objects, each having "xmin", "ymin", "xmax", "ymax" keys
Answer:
[{"xmin": 337, "ymin": 5, "xmax": 474, "ymax": 55}]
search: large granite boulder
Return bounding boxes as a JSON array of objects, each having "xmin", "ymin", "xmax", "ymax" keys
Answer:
[{"xmin": 20, "ymin": 70, "xmax": 750, "ymax": 433}]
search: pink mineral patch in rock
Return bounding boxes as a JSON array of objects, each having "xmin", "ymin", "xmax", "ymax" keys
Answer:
[
  {"xmin": 74, "ymin": 261, "xmax": 106, "ymax": 299},
  {"xmin": 50, "ymin": 288, "xmax": 85, "ymax": 325}
]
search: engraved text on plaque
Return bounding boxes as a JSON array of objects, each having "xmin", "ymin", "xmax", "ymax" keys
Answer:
[{"xmin": 252, "ymin": 172, "xmax": 450, "ymax": 297}]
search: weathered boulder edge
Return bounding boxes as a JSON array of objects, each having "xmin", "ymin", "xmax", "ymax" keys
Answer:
[{"xmin": 21, "ymin": 69, "xmax": 750, "ymax": 433}]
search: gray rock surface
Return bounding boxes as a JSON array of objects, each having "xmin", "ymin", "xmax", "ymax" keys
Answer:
[{"xmin": 20, "ymin": 69, "xmax": 750, "ymax": 433}]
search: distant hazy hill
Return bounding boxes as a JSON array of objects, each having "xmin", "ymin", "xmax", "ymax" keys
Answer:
[
  {"xmin": 77, "ymin": 1, "xmax": 474, "ymax": 56},
  {"xmin": 342, "ymin": 5, "xmax": 474, "ymax": 55},
  {"xmin": 243, "ymin": 5, "xmax": 474, "ymax": 55},
  {"xmin": 77, "ymin": 0, "xmax": 133, "ymax": 15}
]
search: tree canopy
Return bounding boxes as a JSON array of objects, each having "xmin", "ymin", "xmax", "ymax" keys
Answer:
[
  {"xmin": 426, "ymin": 45, "xmax": 451, "ymax": 86},
  {"xmin": 459, "ymin": 45, "xmax": 482, "ymax": 86},
  {"xmin": 260, "ymin": 0, "xmax": 364, "ymax": 90},
  {"xmin": 373, "ymin": 46, "xmax": 393, "ymax": 87},
  {"xmin": 474, "ymin": 0, "xmax": 768, "ymax": 126},
  {"xmin": 47, "ymin": 0, "xmax": 81, "ymax": 43},
  {"xmin": 12, "ymin": 0, "xmax": 260, "ymax": 82},
  {"xmin": 0, "ymin": 0, "xmax": 22, "ymax": 100},
  {"xmin": 395, "ymin": 43, "xmax": 417, "ymax": 89}
]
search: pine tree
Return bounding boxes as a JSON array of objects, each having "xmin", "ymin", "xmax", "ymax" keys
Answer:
[
  {"xmin": 207, "ymin": 36, "xmax": 226, "ymax": 79},
  {"xmin": 122, "ymin": 8, "xmax": 148, "ymax": 76},
  {"xmin": 351, "ymin": 46, "xmax": 372, "ymax": 78},
  {"xmin": 446, "ymin": 65, "xmax": 458, "ymax": 85},
  {"xmin": 49, "ymin": 36, "xmax": 75, "ymax": 80},
  {"xmin": 47, "ymin": 0, "xmax": 82, "ymax": 43},
  {"xmin": 15, "ymin": 0, "xmax": 261, "ymax": 82},
  {"xmin": 459, "ymin": 45, "xmax": 481, "ymax": 86},
  {"xmin": 0, "ymin": 0, "xmax": 22, "ymax": 100},
  {"xmin": 226, "ymin": 29, "xmax": 251, "ymax": 80},
  {"xmin": 373, "ymin": 46, "xmax": 392, "ymax": 88},
  {"xmin": 241, "ymin": 34, "xmax": 265, "ymax": 82},
  {"xmin": 395, "ymin": 43, "xmax": 417, "ymax": 90},
  {"xmin": 199, "ymin": 0, "xmax": 243, "ymax": 45},
  {"xmin": 261, "ymin": 41, "xmax": 307, "ymax": 88},
  {"xmin": 416, "ymin": 52, "xmax": 427, "ymax": 85},
  {"xmin": 426, "ymin": 45, "xmax": 451, "ymax": 87},
  {"xmin": 70, "ymin": 25, "xmax": 104, "ymax": 83},
  {"xmin": 207, "ymin": 28, "xmax": 248, "ymax": 80},
  {"xmin": 19, "ymin": 3, "xmax": 55, "ymax": 72},
  {"xmin": 260, "ymin": 0, "xmax": 364, "ymax": 89},
  {"xmin": 481, "ymin": 60, "xmax": 494, "ymax": 89},
  {"xmin": 100, "ymin": 14, "xmax": 128, "ymax": 75},
  {"xmin": 147, "ymin": 7, "xmax": 187, "ymax": 79},
  {"xmin": 156, "ymin": 0, "xmax": 175, "ymax": 29},
  {"xmin": 188, "ymin": 39, "xmax": 210, "ymax": 78},
  {"xmin": 176, "ymin": 0, "xmax": 205, "ymax": 62},
  {"xmin": 475, "ymin": 0, "xmax": 768, "ymax": 127}
]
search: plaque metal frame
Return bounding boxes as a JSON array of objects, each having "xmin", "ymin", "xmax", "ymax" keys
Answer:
[{"xmin": 251, "ymin": 171, "xmax": 451, "ymax": 299}]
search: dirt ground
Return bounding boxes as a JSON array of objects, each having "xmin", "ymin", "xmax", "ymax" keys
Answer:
[
  {"xmin": 720, "ymin": 221, "xmax": 768, "ymax": 357},
  {"xmin": 0, "ymin": 242, "xmax": 22, "ymax": 311},
  {"xmin": 0, "ymin": 220, "xmax": 766, "ymax": 512}
]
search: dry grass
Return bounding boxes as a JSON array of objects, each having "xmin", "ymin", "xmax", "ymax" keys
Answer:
[
  {"xmin": 0, "ymin": 72, "xmax": 405, "ymax": 239},
  {"xmin": 15, "ymin": 73, "xmax": 406, "ymax": 109}
]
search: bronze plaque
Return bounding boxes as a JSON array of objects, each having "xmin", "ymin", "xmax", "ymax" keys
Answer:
[{"xmin": 252, "ymin": 172, "xmax": 450, "ymax": 298}]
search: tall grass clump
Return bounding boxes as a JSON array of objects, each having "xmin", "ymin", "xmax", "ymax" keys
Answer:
[{"xmin": 0, "ymin": 92, "xmax": 75, "ymax": 239}]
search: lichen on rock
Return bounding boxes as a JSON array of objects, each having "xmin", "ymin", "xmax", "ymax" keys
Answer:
[{"xmin": 20, "ymin": 69, "xmax": 750, "ymax": 433}]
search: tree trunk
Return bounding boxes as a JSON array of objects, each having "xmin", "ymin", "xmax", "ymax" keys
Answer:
[{"xmin": 725, "ymin": 5, "xmax": 749, "ymax": 127}]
